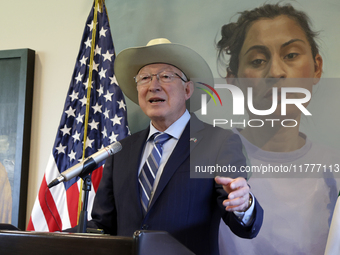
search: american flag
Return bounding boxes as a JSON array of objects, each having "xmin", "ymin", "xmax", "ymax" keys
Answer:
[{"xmin": 27, "ymin": 0, "xmax": 129, "ymax": 232}]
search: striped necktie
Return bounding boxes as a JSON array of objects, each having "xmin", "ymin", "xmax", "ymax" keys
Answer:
[{"xmin": 139, "ymin": 132, "xmax": 171, "ymax": 214}]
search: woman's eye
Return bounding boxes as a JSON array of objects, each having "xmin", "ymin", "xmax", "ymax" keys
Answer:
[
  {"xmin": 251, "ymin": 59, "xmax": 265, "ymax": 66},
  {"xmin": 285, "ymin": 53, "xmax": 299, "ymax": 59}
]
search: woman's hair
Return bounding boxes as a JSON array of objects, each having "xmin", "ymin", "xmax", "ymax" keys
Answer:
[{"xmin": 217, "ymin": 3, "xmax": 320, "ymax": 76}]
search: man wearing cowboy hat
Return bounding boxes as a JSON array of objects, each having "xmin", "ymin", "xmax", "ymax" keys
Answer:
[{"xmin": 88, "ymin": 38, "xmax": 263, "ymax": 254}]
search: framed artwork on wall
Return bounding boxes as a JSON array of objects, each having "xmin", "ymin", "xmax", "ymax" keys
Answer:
[{"xmin": 0, "ymin": 48, "xmax": 35, "ymax": 230}]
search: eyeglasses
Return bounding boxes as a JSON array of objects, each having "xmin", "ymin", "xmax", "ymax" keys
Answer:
[{"xmin": 134, "ymin": 71, "xmax": 188, "ymax": 86}]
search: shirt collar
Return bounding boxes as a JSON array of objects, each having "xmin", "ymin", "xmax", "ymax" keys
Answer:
[{"xmin": 148, "ymin": 110, "xmax": 191, "ymax": 141}]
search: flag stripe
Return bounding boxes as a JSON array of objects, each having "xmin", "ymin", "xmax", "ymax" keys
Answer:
[
  {"xmin": 48, "ymin": 157, "xmax": 71, "ymax": 229},
  {"xmin": 38, "ymin": 177, "xmax": 62, "ymax": 231},
  {"xmin": 92, "ymin": 166, "xmax": 103, "ymax": 192},
  {"xmin": 28, "ymin": 198, "xmax": 48, "ymax": 231},
  {"xmin": 66, "ymin": 183, "xmax": 80, "ymax": 227}
]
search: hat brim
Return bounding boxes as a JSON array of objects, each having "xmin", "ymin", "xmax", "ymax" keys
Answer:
[{"xmin": 114, "ymin": 42, "xmax": 214, "ymax": 112}]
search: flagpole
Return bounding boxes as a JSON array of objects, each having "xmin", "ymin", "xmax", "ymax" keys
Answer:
[{"xmin": 77, "ymin": 0, "xmax": 100, "ymax": 224}]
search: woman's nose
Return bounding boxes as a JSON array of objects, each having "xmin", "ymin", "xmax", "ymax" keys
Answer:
[{"xmin": 266, "ymin": 56, "xmax": 287, "ymax": 79}]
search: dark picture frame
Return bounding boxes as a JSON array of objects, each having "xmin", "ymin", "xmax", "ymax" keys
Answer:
[{"xmin": 0, "ymin": 49, "xmax": 35, "ymax": 230}]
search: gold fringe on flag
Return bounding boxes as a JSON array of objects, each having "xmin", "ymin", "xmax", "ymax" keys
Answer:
[{"xmin": 99, "ymin": 0, "xmax": 104, "ymax": 13}]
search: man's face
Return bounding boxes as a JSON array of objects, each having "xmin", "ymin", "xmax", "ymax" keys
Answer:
[
  {"xmin": 137, "ymin": 63, "xmax": 193, "ymax": 130},
  {"xmin": 231, "ymin": 15, "xmax": 323, "ymax": 119}
]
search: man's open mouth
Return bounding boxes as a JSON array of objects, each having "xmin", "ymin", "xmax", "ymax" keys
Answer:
[{"xmin": 149, "ymin": 98, "xmax": 165, "ymax": 103}]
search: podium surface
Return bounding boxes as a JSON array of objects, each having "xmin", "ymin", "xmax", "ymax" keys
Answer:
[
  {"xmin": 0, "ymin": 230, "xmax": 195, "ymax": 255},
  {"xmin": 0, "ymin": 230, "xmax": 133, "ymax": 255}
]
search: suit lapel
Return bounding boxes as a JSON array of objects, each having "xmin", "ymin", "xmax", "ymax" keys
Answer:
[
  {"xmin": 189, "ymin": 114, "xmax": 205, "ymax": 153},
  {"xmin": 148, "ymin": 114, "xmax": 205, "ymax": 210},
  {"xmin": 124, "ymin": 128, "xmax": 149, "ymax": 216}
]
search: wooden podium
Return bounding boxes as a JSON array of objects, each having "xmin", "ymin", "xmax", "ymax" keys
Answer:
[{"xmin": 0, "ymin": 229, "xmax": 195, "ymax": 255}]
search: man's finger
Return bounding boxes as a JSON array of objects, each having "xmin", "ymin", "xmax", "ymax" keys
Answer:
[
  {"xmin": 228, "ymin": 177, "xmax": 247, "ymax": 190},
  {"xmin": 228, "ymin": 186, "xmax": 249, "ymax": 200},
  {"xmin": 215, "ymin": 176, "xmax": 233, "ymax": 186},
  {"xmin": 223, "ymin": 194, "xmax": 249, "ymax": 211}
]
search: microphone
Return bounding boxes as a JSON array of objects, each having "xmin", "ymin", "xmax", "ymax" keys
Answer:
[{"xmin": 48, "ymin": 142, "xmax": 122, "ymax": 188}]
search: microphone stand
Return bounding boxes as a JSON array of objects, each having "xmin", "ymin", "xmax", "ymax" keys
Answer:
[
  {"xmin": 77, "ymin": 158, "xmax": 97, "ymax": 233},
  {"xmin": 77, "ymin": 174, "xmax": 92, "ymax": 233}
]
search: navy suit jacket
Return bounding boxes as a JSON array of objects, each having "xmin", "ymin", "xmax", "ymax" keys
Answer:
[{"xmin": 89, "ymin": 114, "xmax": 263, "ymax": 255}]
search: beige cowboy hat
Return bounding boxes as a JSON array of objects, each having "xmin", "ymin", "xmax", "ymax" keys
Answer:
[{"xmin": 114, "ymin": 38, "xmax": 214, "ymax": 112}]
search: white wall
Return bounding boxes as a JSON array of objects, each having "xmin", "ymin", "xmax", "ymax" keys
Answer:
[
  {"xmin": 1, "ymin": 0, "xmax": 339, "ymax": 228},
  {"xmin": 0, "ymin": 0, "xmax": 92, "ymax": 227}
]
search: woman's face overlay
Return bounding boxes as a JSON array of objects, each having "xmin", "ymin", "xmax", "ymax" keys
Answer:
[{"xmin": 228, "ymin": 15, "xmax": 323, "ymax": 119}]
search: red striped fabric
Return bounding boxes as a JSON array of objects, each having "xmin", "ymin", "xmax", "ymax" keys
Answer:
[{"xmin": 27, "ymin": 163, "xmax": 103, "ymax": 231}]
